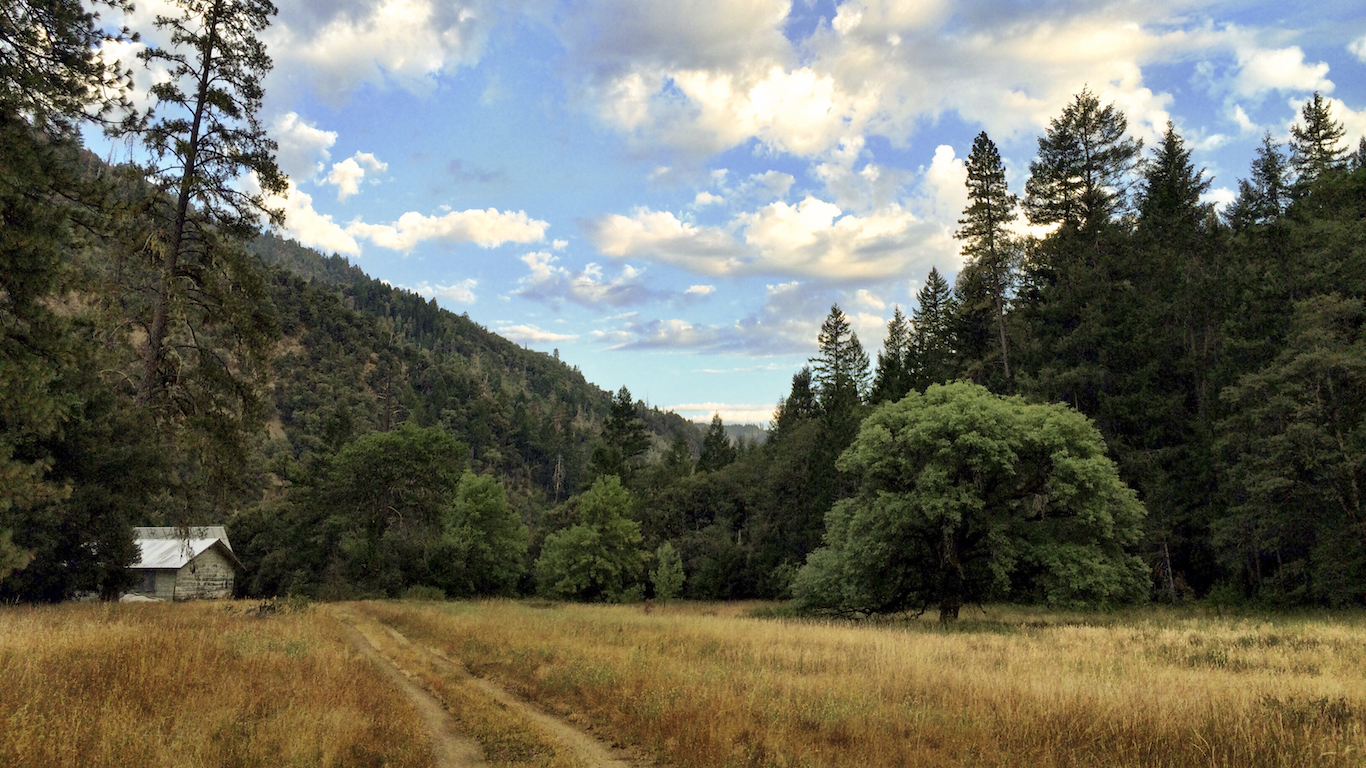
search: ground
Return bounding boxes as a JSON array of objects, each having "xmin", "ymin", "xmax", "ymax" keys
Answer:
[{"xmin": 2, "ymin": 600, "xmax": 1363, "ymax": 767}]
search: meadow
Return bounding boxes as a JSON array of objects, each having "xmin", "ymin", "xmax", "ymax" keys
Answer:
[{"xmin": 2, "ymin": 600, "xmax": 1364, "ymax": 768}]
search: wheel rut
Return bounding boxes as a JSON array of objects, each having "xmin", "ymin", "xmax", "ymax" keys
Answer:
[
  {"xmin": 376, "ymin": 622, "xmax": 644, "ymax": 768},
  {"xmin": 337, "ymin": 617, "xmax": 487, "ymax": 768}
]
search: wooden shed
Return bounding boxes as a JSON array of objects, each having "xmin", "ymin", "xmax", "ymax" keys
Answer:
[{"xmin": 129, "ymin": 526, "xmax": 242, "ymax": 601}]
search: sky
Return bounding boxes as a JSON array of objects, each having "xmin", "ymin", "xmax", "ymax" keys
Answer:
[{"xmin": 88, "ymin": 0, "xmax": 1366, "ymax": 426}]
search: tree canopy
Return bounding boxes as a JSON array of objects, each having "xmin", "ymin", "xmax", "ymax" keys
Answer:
[{"xmin": 793, "ymin": 382, "xmax": 1148, "ymax": 621}]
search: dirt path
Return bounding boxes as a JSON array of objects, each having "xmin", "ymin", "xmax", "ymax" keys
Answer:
[
  {"xmin": 338, "ymin": 618, "xmax": 487, "ymax": 768},
  {"xmin": 377, "ymin": 623, "xmax": 643, "ymax": 768}
]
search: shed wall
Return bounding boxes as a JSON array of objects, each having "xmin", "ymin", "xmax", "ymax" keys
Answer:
[{"xmin": 174, "ymin": 547, "xmax": 235, "ymax": 600}]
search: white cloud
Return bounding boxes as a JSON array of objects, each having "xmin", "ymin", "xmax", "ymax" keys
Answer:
[
  {"xmin": 590, "ymin": 188, "xmax": 957, "ymax": 282},
  {"xmin": 1233, "ymin": 45, "xmax": 1332, "ymax": 97},
  {"xmin": 498, "ymin": 323, "xmax": 579, "ymax": 343},
  {"xmin": 268, "ymin": 180, "xmax": 362, "ymax": 255},
  {"xmin": 555, "ymin": 0, "xmax": 1222, "ymax": 160},
  {"xmin": 686, "ymin": 284, "xmax": 716, "ymax": 295},
  {"xmin": 1351, "ymin": 35, "xmax": 1366, "ymax": 63},
  {"xmin": 669, "ymin": 403, "xmax": 779, "ymax": 424},
  {"xmin": 1232, "ymin": 104, "xmax": 1259, "ymax": 133},
  {"xmin": 516, "ymin": 252, "xmax": 664, "ymax": 308},
  {"xmin": 326, "ymin": 151, "xmax": 388, "ymax": 201},
  {"xmin": 404, "ymin": 279, "xmax": 478, "ymax": 303},
  {"xmin": 1202, "ymin": 187, "xmax": 1237, "ymax": 213},
  {"xmin": 268, "ymin": 0, "xmax": 500, "ymax": 101},
  {"xmin": 272, "ymin": 113, "xmax": 337, "ymax": 182},
  {"xmin": 693, "ymin": 191, "xmax": 724, "ymax": 206},
  {"xmin": 552, "ymin": 239, "xmax": 569, "ymax": 250},
  {"xmin": 347, "ymin": 208, "xmax": 548, "ymax": 251},
  {"xmin": 855, "ymin": 289, "xmax": 885, "ymax": 310}
]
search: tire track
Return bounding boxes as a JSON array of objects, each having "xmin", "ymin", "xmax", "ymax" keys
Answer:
[
  {"xmin": 376, "ymin": 621, "xmax": 645, "ymax": 768},
  {"xmin": 337, "ymin": 615, "xmax": 488, "ymax": 768}
]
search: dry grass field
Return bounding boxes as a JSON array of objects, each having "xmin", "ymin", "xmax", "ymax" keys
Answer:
[
  {"xmin": 0, "ymin": 601, "xmax": 434, "ymax": 768},
  {"xmin": 356, "ymin": 600, "xmax": 1366, "ymax": 768},
  {"xmin": 3, "ymin": 599, "xmax": 1363, "ymax": 768}
]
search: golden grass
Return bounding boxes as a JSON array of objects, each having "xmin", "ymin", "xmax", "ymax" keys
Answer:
[
  {"xmin": 0, "ymin": 601, "xmax": 434, "ymax": 768},
  {"xmin": 356, "ymin": 600, "xmax": 1366, "ymax": 768},
  {"xmin": 330, "ymin": 602, "xmax": 589, "ymax": 768}
]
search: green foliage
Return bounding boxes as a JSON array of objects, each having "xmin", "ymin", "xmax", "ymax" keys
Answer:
[
  {"xmin": 910, "ymin": 267, "xmax": 956, "ymax": 390},
  {"xmin": 955, "ymin": 131, "xmax": 1019, "ymax": 388},
  {"xmin": 433, "ymin": 472, "xmax": 528, "ymax": 597},
  {"xmin": 535, "ymin": 476, "xmax": 645, "ymax": 601},
  {"xmin": 650, "ymin": 541, "xmax": 684, "ymax": 604},
  {"xmin": 590, "ymin": 386, "xmax": 652, "ymax": 484},
  {"xmin": 1218, "ymin": 295, "xmax": 1366, "ymax": 605},
  {"xmin": 870, "ymin": 307, "xmax": 913, "ymax": 404},
  {"xmin": 793, "ymin": 382, "xmax": 1149, "ymax": 621},
  {"xmin": 0, "ymin": 528, "xmax": 33, "ymax": 583},
  {"xmin": 697, "ymin": 414, "xmax": 735, "ymax": 473},
  {"xmin": 1023, "ymin": 87, "xmax": 1142, "ymax": 233},
  {"xmin": 1289, "ymin": 92, "xmax": 1347, "ymax": 183}
]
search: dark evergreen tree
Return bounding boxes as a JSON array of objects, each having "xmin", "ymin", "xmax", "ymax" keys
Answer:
[
  {"xmin": 955, "ymin": 131, "xmax": 1018, "ymax": 388},
  {"xmin": 590, "ymin": 386, "xmax": 650, "ymax": 483},
  {"xmin": 909, "ymin": 267, "xmax": 956, "ymax": 390},
  {"xmin": 870, "ymin": 306, "xmax": 912, "ymax": 404},
  {"xmin": 697, "ymin": 414, "xmax": 736, "ymax": 473},
  {"xmin": 1023, "ymin": 87, "xmax": 1142, "ymax": 233},
  {"xmin": 1289, "ymin": 92, "xmax": 1347, "ymax": 184}
]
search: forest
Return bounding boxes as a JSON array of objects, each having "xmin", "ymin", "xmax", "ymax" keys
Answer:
[{"xmin": 2, "ymin": 0, "xmax": 1364, "ymax": 611}]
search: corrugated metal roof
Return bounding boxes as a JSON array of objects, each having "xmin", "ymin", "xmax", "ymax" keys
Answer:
[{"xmin": 131, "ymin": 538, "xmax": 242, "ymax": 571}]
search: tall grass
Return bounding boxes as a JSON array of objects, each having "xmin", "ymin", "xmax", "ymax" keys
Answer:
[
  {"xmin": 359, "ymin": 600, "xmax": 1366, "ymax": 768},
  {"xmin": 0, "ymin": 601, "xmax": 434, "ymax": 768}
]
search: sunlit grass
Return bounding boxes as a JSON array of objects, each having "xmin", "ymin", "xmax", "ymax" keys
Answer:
[
  {"xmin": 0, "ymin": 601, "xmax": 433, "ymax": 768},
  {"xmin": 358, "ymin": 600, "xmax": 1366, "ymax": 768}
]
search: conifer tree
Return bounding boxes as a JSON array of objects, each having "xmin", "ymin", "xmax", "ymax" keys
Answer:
[
  {"xmin": 910, "ymin": 268, "xmax": 956, "ymax": 389},
  {"xmin": 1023, "ymin": 87, "xmax": 1142, "ymax": 233},
  {"xmin": 810, "ymin": 305, "xmax": 871, "ymax": 409},
  {"xmin": 126, "ymin": 0, "xmax": 286, "ymax": 414},
  {"xmin": 955, "ymin": 131, "xmax": 1019, "ymax": 386},
  {"xmin": 870, "ymin": 306, "xmax": 912, "ymax": 403},
  {"xmin": 697, "ymin": 413, "xmax": 735, "ymax": 473},
  {"xmin": 1289, "ymin": 92, "xmax": 1347, "ymax": 183}
]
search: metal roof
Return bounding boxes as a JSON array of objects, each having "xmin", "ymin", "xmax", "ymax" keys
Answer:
[{"xmin": 131, "ymin": 534, "xmax": 242, "ymax": 572}]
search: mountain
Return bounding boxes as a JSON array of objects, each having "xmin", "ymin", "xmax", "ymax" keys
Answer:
[{"xmin": 248, "ymin": 233, "xmax": 702, "ymax": 499}]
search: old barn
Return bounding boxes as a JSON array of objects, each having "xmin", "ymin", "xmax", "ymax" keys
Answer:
[{"xmin": 129, "ymin": 527, "xmax": 241, "ymax": 601}]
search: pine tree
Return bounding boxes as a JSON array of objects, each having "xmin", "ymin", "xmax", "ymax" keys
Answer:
[
  {"xmin": 1289, "ymin": 92, "xmax": 1347, "ymax": 183},
  {"xmin": 126, "ymin": 0, "xmax": 286, "ymax": 411},
  {"xmin": 870, "ymin": 306, "xmax": 912, "ymax": 403},
  {"xmin": 955, "ymin": 131, "xmax": 1019, "ymax": 387},
  {"xmin": 1023, "ymin": 87, "xmax": 1142, "ymax": 233},
  {"xmin": 697, "ymin": 413, "xmax": 735, "ymax": 473},
  {"xmin": 910, "ymin": 268, "xmax": 956, "ymax": 389},
  {"xmin": 1226, "ymin": 134, "xmax": 1290, "ymax": 228},
  {"xmin": 590, "ymin": 386, "xmax": 650, "ymax": 483},
  {"xmin": 810, "ymin": 305, "xmax": 871, "ymax": 409},
  {"xmin": 1139, "ymin": 121, "xmax": 1211, "ymax": 236}
]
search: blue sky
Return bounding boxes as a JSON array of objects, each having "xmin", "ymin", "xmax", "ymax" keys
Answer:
[{"xmin": 93, "ymin": 0, "xmax": 1366, "ymax": 425}]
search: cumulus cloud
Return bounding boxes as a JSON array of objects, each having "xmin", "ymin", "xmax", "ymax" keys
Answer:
[
  {"xmin": 268, "ymin": 180, "xmax": 363, "ymax": 255},
  {"xmin": 326, "ymin": 152, "xmax": 388, "ymax": 201},
  {"xmin": 552, "ymin": 0, "xmax": 1227, "ymax": 159},
  {"xmin": 591, "ymin": 279, "xmax": 886, "ymax": 356},
  {"xmin": 273, "ymin": 113, "xmax": 337, "ymax": 182},
  {"xmin": 347, "ymin": 208, "xmax": 548, "ymax": 251},
  {"xmin": 268, "ymin": 0, "xmax": 501, "ymax": 100},
  {"xmin": 590, "ymin": 190, "xmax": 953, "ymax": 282},
  {"xmin": 686, "ymin": 284, "xmax": 716, "ymax": 295},
  {"xmin": 1352, "ymin": 35, "xmax": 1366, "ymax": 63},
  {"xmin": 498, "ymin": 323, "xmax": 579, "ymax": 343},
  {"xmin": 1233, "ymin": 45, "xmax": 1332, "ymax": 98},
  {"xmin": 515, "ymin": 251, "xmax": 665, "ymax": 308},
  {"xmin": 403, "ymin": 279, "xmax": 478, "ymax": 303}
]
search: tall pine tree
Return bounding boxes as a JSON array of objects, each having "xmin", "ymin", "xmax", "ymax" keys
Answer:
[{"xmin": 955, "ymin": 131, "xmax": 1019, "ymax": 389}]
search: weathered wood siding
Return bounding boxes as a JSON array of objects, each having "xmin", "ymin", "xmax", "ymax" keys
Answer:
[{"xmin": 173, "ymin": 547, "xmax": 236, "ymax": 600}]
